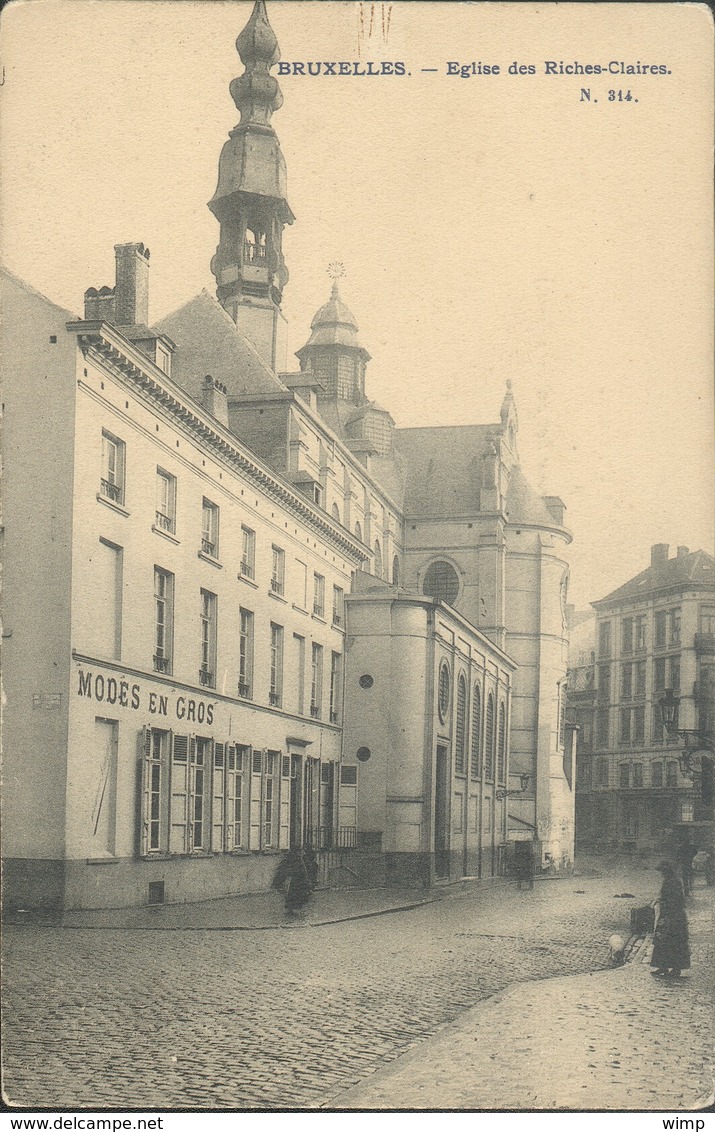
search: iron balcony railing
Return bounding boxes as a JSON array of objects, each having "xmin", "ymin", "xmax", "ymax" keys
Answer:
[
  {"xmin": 240, "ymin": 560, "xmax": 254, "ymax": 579},
  {"xmin": 101, "ymin": 479, "xmax": 122, "ymax": 503},
  {"xmin": 244, "ymin": 241, "xmax": 267, "ymax": 263},
  {"xmin": 305, "ymin": 826, "xmax": 357, "ymax": 850},
  {"xmin": 269, "ymin": 691, "xmax": 281, "ymax": 707},
  {"xmin": 201, "ymin": 538, "xmax": 217, "ymax": 557},
  {"xmin": 199, "ymin": 667, "xmax": 214, "ymax": 688},
  {"xmin": 238, "ymin": 681, "xmax": 251, "ymax": 699},
  {"xmin": 270, "ymin": 578, "xmax": 283, "ymax": 595},
  {"xmin": 155, "ymin": 510, "xmax": 174, "ymax": 533},
  {"xmin": 310, "ymin": 705, "xmax": 321, "ymax": 719},
  {"xmin": 153, "ymin": 654, "xmax": 170, "ymax": 674}
]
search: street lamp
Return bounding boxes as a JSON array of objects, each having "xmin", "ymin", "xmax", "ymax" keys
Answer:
[
  {"xmin": 496, "ymin": 772, "xmax": 531, "ymax": 801},
  {"xmin": 658, "ymin": 688, "xmax": 715, "ymax": 777}
]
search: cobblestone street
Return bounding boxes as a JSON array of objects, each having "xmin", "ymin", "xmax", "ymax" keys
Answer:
[{"xmin": 2, "ymin": 861, "xmax": 712, "ymax": 1111}]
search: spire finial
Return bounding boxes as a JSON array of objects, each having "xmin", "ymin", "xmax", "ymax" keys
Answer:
[
  {"xmin": 327, "ymin": 261, "xmax": 345, "ymax": 297},
  {"xmin": 229, "ymin": 1, "xmax": 283, "ymax": 127}
]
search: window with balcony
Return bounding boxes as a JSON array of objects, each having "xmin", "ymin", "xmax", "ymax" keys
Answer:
[
  {"xmin": 240, "ymin": 526, "xmax": 255, "ymax": 580},
  {"xmin": 269, "ymin": 623, "xmax": 284, "ymax": 707},
  {"xmin": 621, "ymin": 618, "xmax": 633, "ymax": 657},
  {"xmin": 201, "ymin": 499, "xmax": 219, "ymax": 558},
  {"xmin": 332, "ymin": 585, "xmax": 344, "ymax": 627},
  {"xmin": 329, "ymin": 651, "xmax": 342, "ymax": 723},
  {"xmin": 598, "ymin": 621, "xmax": 612, "ymax": 658},
  {"xmin": 310, "ymin": 643, "xmax": 323, "ymax": 718},
  {"xmin": 100, "ymin": 430, "xmax": 126, "ymax": 505},
  {"xmin": 199, "ymin": 589, "xmax": 217, "ymax": 688},
  {"xmin": 155, "ymin": 468, "xmax": 176, "ymax": 534},
  {"xmin": 238, "ymin": 608, "xmax": 253, "ymax": 699},
  {"xmin": 153, "ymin": 567, "xmax": 174, "ymax": 674},
  {"xmin": 313, "ymin": 573, "xmax": 325, "ymax": 618},
  {"xmin": 271, "ymin": 546, "xmax": 285, "ymax": 596}
]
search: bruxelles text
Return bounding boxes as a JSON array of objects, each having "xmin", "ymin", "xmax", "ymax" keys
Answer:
[{"xmin": 276, "ymin": 60, "xmax": 670, "ymax": 78}]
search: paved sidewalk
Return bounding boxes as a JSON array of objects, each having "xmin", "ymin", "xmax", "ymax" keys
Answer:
[
  {"xmin": 53, "ymin": 884, "xmax": 445, "ymax": 931},
  {"xmin": 329, "ymin": 888, "xmax": 714, "ymax": 1111}
]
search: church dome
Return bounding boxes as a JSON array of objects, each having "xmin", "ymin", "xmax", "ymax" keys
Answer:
[{"xmin": 299, "ymin": 282, "xmax": 370, "ymax": 354}]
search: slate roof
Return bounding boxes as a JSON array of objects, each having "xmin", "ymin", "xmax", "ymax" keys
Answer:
[
  {"xmin": 155, "ymin": 290, "xmax": 287, "ymax": 402},
  {"xmin": 594, "ymin": 549, "xmax": 715, "ymax": 606}
]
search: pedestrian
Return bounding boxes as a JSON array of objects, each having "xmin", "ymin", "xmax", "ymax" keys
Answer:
[
  {"xmin": 650, "ymin": 860, "xmax": 691, "ymax": 978},
  {"xmin": 514, "ymin": 840, "xmax": 534, "ymax": 890},
  {"xmin": 675, "ymin": 834, "xmax": 698, "ymax": 895},
  {"xmin": 272, "ymin": 846, "xmax": 314, "ymax": 917}
]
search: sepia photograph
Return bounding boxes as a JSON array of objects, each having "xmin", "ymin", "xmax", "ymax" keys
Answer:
[{"xmin": 1, "ymin": 0, "xmax": 713, "ymax": 1118}]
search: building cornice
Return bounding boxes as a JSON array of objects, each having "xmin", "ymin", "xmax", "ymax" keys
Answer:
[{"xmin": 67, "ymin": 319, "xmax": 369, "ymax": 564}]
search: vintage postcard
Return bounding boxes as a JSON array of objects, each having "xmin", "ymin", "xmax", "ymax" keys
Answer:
[{"xmin": 1, "ymin": 0, "xmax": 713, "ymax": 1121}]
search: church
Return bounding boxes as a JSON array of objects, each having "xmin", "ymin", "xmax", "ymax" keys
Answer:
[{"xmin": 2, "ymin": 1, "xmax": 574, "ymax": 912}]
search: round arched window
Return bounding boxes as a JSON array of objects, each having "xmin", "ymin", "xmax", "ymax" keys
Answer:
[
  {"xmin": 438, "ymin": 661, "xmax": 451, "ymax": 724},
  {"xmin": 423, "ymin": 560, "xmax": 460, "ymax": 606}
]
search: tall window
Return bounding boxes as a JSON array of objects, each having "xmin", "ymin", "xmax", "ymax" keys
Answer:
[
  {"xmin": 313, "ymin": 573, "xmax": 325, "ymax": 618},
  {"xmin": 263, "ymin": 751, "xmax": 278, "ymax": 846},
  {"xmin": 310, "ymin": 643, "xmax": 323, "ymax": 718},
  {"xmin": 651, "ymin": 761, "xmax": 663, "ymax": 787},
  {"xmin": 652, "ymin": 702, "xmax": 664, "ymax": 743},
  {"xmin": 598, "ymin": 621, "xmax": 611, "ymax": 658},
  {"xmin": 484, "ymin": 694, "xmax": 495, "ymax": 780},
  {"xmin": 621, "ymin": 663, "xmax": 633, "ymax": 700},
  {"xmin": 373, "ymin": 540, "xmax": 383, "ymax": 578},
  {"xmin": 153, "ymin": 567, "xmax": 174, "ymax": 674},
  {"xmin": 271, "ymin": 546, "xmax": 285, "ymax": 596},
  {"xmin": 669, "ymin": 655, "xmax": 681, "ymax": 691},
  {"xmin": 619, "ymin": 707, "xmax": 631, "ymax": 745},
  {"xmin": 329, "ymin": 651, "xmax": 342, "ymax": 723},
  {"xmin": 621, "ymin": 618, "xmax": 633, "ymax": 656},
  {"xmin": 100, "ymin": 430, "xmax": 125, "ymax": 505},
  {"xmin": 669, "ymin": 608, "xmax": 681, "ymax": 646},
  {"xmin": 497, "ymin": 701, "xmax": 506, "ymax": 783},
  {"xmin": 168, "ymin": 735, "xmax": 212, "ymax": 855},
  {"xmin": 666, "ymin": 761, "xmax": 678, "ymax": 788},
  {"xmin": 700, "ymin": 606, "xmax": 715, "ymax": 636},
  {"xmin": 597, "ymin": 664, "xmax": 611, "ymax": 702},
  {"xmin": 201, "ymin": 499, "xmax": 219, "ymax": 558},
  {"xmin": 455, "ymin": 675, "xmax": 467, "ymax": 775},
  {"xmin": 632, "ymin": 763, "xmax": 643, "ymax": 788},
  {"xmin": 655, "ymin": 610, "xmax": 667, "ymax": 649},
  {"xmin": 354, "ymin": 520, "xmax": 363, "ymax": 542},
  {"xmin": 633, "ymin": 706, "xmax": 645, "ymax": 745},
  {"xmin": 596, "ymin": 757, "xmax": 609, "ymax": 786},
  {"xmin": 332, "ymin": 585, "xmax": 344, "ymax": 627},
  {"xmin": 294, "ymin": 634, "xmax": 305, "ymax": 713},
  {"xmin": 596, "ymin": 707, "xmax": 609, "ymax": 748},
  {"xmin": 155, "ymin": 469, "xmax": 176, "ymax": 534},
  {"xmin": 635, "ymin": 615, "xmax": 647, "ymax": 652},
  {"xmin": 238, "ymin": 608, "xmax": 254, "ymax": 698},
  {"xmin": 199, "ymin": 589, "xmax": 217, "ymax": 688},
  {"xmin": 269, "ymin": 623, "xmax": 284, "ymax": 707},
  {"xmin": 654, "ymin": 656, "xmax": 666, "ymax": 693},
  {"xmin": 226, "ymin": 745, "xmax": 248, "ymax": 850},
  {"xmin": 619, "ymin": 762, "xmax": 630, "ymax": 788},
  {"xmin": 240, "ymin": 526, "xmax": 255, "ymax": 579},
  {"xmin": 392, "ymin": 556, "xmax": 400, "ymax": 587},
  {"xmin": 470, "ymin": 684, "xmax": 482, "ymax": 779},
  {"xmin": 634, "ymin": 661, "xmax": 646, "ymax": 698}
]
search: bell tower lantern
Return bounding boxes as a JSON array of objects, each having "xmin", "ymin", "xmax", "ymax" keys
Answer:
[{"xmin": 208, "ymin": 0, "xmax": 294, "ymax": 371}]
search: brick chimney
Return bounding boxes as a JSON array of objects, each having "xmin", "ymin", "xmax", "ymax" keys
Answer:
[
  {"xmin": 202, "ymin": 375, "xmax": 229, "ymax": 427},
  {"xmin": 114, "ymin": 242, "xmax": 150, "ymax": 326},
  {"xmin": 84, "ymin": 285, "xmax": 116, "ymax": 322},
  {"xmin": 651, "ymin": 543, "xmax": 669, "ymax": 566},
  {"xmin": 677, "ymin": 545, "xmax": 690, "ymax": 558}
]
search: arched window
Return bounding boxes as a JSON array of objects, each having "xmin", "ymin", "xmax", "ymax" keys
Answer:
[
  {"xmin": 485, "ymin": 694, "xmax": 495, "ymax": 780},
  {"xmin": 392, "ymin": 555, "xmax": 400, "ymax": 587},
  {"xmin": 497, "ymin": 702, "xmax": 506, "ymax": 783},
  {"xmin": 455, "ymin": 675, "xmax": 467, "ymax": 775},
  {"xmin": 373, "ymin": 540, "xmax": 382, "ymax": 578},
  {"xmin": 422, "ymin": 560, "xmax": 459, "ymax": 606},
  {"xmin": 354, "ymin": 521, "xmax": 362, "ymax": 542},
  {"xmin": 331, "ymin": 503, "xmax": 341, "ymax": 524},
  {"xmin": 438, "ymin": 662, "xmax": 451, "ymax": 724},
  {"xmin": 470, "ymin": 683, "xmax": 482, "ymax": 779}
]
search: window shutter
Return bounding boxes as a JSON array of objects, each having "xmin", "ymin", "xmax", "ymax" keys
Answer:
[
  {"xmin": 279, "ymin": 752, "xmax": 290, "ymax": 849},
  {"xmin": 170, "ymin": 734, "xmax": 190, "ymax": 854},
  {"xmin": 139, "ymin": 726, "xmax": 153, "ymax": 857},
  {"xmin": 249, "ymin": 746, "xmax": 262, "ymax": 849},
  {"xmin": 212, "ymin": 741, "xmax": 225, "ymax": 853}
]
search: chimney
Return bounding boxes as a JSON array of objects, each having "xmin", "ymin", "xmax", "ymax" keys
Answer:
[
  {"xmin": 84, "ymin": 285, "xmax": 116, "ymax": 322},
  {"xmin": 651, "ymin": 543, "xmax": 669, "ymax": 566},
  {"xmin": 202, "ymin": 375, "xmax": 229, "ymax": 427},
  {"xmin": 114, "ymin": 242, "xmax": 150, "ymax": 326},
  {"xmin": 677, "ymin": 545, "xmax": 690, "ymax": 558}
]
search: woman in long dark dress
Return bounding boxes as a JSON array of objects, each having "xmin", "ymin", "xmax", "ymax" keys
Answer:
[
  {"xmin": 650, "ymin": 860, "xmax": 691, "ymax": 978},
  {"xmin": 273, "ymin": 847, "xmax": 314, "ymax": 916}
]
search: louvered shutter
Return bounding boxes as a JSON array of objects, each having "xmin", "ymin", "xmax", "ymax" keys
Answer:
[
  {"xmin": 279, "ymin": 753, "xmax": 290, "ymax": 848},
  {"xmin": 139, "ymin": 726, "xmax": 153, "ymax": 857},
  {"xmin": 249, "ymin": 747, "xmax": 262, "ymax": 849},
  {"xmin": 212, "ymin": 741, "xmax": 225, "ymax": 852},
  {"xmin": 170, "ymin": 734, "xmax": 190, "ymax": 854}
]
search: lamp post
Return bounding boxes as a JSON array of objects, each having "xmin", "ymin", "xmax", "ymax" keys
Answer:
[
  {"xmin": 658, "ymin": 688, "xmax": 714, "ymax": 777},
  {"xmin": 496, "ymin": 772, "xmax": 531, "ymax": 801}
]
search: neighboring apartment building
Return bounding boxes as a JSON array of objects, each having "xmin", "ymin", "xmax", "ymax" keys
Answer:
[
  {"xmin": 568, "ymin": 545, "xmax": 715, "ymax": 852},
  {"xmin": 2, "ymin": 0, "xmax": 572, "ymax": 911}
]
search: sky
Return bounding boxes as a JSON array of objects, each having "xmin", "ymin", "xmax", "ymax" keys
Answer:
[{"xmin": 1, "ymin": 0, "xmax": 713, "ymax": 608}]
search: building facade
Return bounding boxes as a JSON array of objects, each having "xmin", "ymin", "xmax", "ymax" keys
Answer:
[
  {"xmin": 568, "ymin": 544, "xmax": 715, "ymax": 853},
  {"xmin": 3, "ymin": 0, "xmax": 573, "ymax": 911}
]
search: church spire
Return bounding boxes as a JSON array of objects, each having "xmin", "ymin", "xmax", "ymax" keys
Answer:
[{"xmin": 208, "ymin": 0, "xmax": 294, "ymax": 372}]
